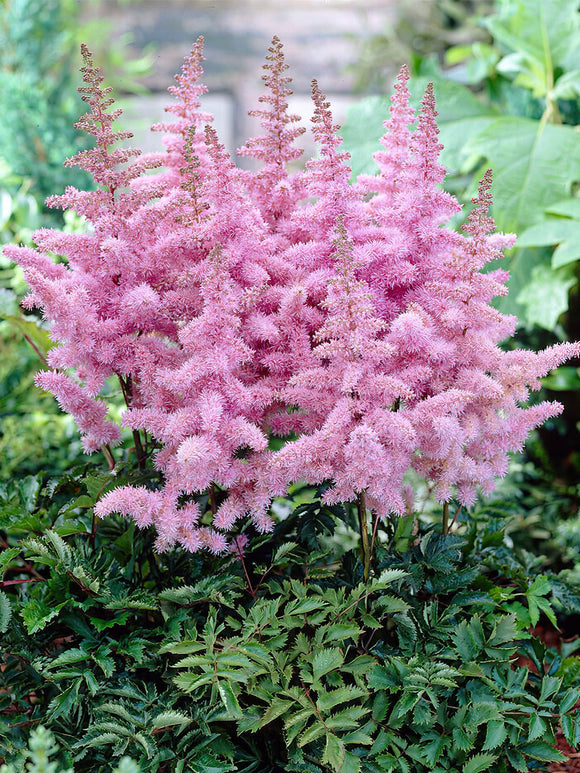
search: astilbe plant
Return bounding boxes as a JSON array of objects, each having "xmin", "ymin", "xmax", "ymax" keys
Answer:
[{"xmin": 4, "ymin": 37, "xmax": 580, "ymax": 558}]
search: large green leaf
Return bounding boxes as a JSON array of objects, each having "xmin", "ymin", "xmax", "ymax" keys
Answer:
[
  {"xmin": 518, "ymin": 198, "xmax": 580, "ymax": 269},
  {"xmin": 465, "ymin": 118, "xmax": 580, "ymax": 232},
  {"xmin": 484, "ymin": 0, "xmax": 580, "ymax": 84},
  {"xmin": 516, "ymin": 264, "xmax": 577, "ymax": 329}
]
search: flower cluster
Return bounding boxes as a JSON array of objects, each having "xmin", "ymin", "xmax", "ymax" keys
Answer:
[{"xmin": 5, "ymin": 38, "xmax": 579, "ymax": 552}]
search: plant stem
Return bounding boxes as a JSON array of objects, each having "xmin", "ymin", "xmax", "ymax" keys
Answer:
[
  {"xmin": 102, "ymin": 444, "xmax": 115, "ymax": 471},
  {"xmin": 209, "ymin": 483, "xmax": 217, "ymax": 515},
  {"xmin": 239, "ymin": 553, "xmax": 256, "ymax": 598},
  {"xmin": 442, "ymin": 501, "xmax": 449, "ymax": 536},
  {"xmin": 118, "ymin": 374, "xmax": 147, "ymax": 471},
  {"xmin": 132, "ymin": 429, "xmax": 146, "ymax": 471},
  {"xmin": 357, "ymin": 491, "xmax": 371, "ymax": 582},
  {"xmin": 449, "ymin": 504, "xmax": 462, "ymax": 532}
]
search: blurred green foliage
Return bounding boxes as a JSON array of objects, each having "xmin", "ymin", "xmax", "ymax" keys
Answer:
[{"xmin": 348, "ymin": 0, "xmax": 495, "ymax": 94}]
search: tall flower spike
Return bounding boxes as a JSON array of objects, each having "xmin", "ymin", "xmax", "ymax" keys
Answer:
[
  {"xmin": 238, "ymin": 35, "xmax": 306, "ymax": 231},
  {"xmin": 58, "ymin": 44, "xmax": 141, "ymax": 194},
  {"xmin": 358, "ymin": 64, "xmax": 415, "ymax": 198},
  {"xmin": 403, "ymin": 82, "xmax": 458, "ymax": 225},
  {"xmin": 152, "ymin": 36, "xmax": 213, "ymax": 174},
  {"xmin": 288, "ymin": 80, "xmax": 363, "ymax": 261}
]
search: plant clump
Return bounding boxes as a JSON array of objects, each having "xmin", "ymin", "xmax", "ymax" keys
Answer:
[{"xmin": 3, "ymin": 37, "xmax": 579, "ymax": 554}]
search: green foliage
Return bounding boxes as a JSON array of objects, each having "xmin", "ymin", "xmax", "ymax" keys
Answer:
[
  {"xmin": 0, "ymin": 725, "xmax": 140, "ymax": 773},
  {"xmin": 1, "ymin": 461, "xmax": 579, "ymax": 771},
  {"xmin": 0, "ymin": 0, "xmax": 92, "ymax": 203}
]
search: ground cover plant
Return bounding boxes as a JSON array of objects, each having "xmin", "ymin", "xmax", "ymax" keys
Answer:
[{"xmin": 2, "ymin": 33, "xmax": 580, "ymax": 773}]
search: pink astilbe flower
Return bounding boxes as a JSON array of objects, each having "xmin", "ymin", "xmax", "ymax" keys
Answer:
[
  {"xmin": 358, "ymin": 64, "xmax": 415, "ymax": 199},
  {"xmin": 101, "ymin": 242, "xmax": 279, "ymax": 545},
  {"xmin": 151, "ymin": 35, "xmax": 213, "ymax": 177},
  {"xmin": 4, "ymin": 42, "xmax": 580, "ymax": 553},
  {"xmin": 289, "ymin": 79, "xmax": 363, "ymax": 252},
  {"xmin": 275, "ymin": 221, "xmax": 415, "ymax": 518},
  {"xmin": 36, "ymin": 370, "xmax": 120, "ymax": 453},
  {"xmin": 385, "ymin": 171, "xmax": 578, "ymax": 506},
  {"xmin": 238, "ymin": 35, "xmax": 306, "ymax": 235}
]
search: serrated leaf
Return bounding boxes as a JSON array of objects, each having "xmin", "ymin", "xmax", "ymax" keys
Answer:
[
  {"xmin": 160, "ymin": 639, "xmax": 205, "ymax": 655},
  {"xmin": 463, "ymin": 753, "xmax": 497, "ymax": 773},
  {"xmin": 374, "ymin": 595, "xmax": 410, "ymax": 614},
  {"xmin": 453, "ymin": 727, "xmax": 474, "ymax": 753},
  {"xmin": 217, "ymin": 679, "xmax": 242, "ymax": 718},
  {"xmin": 152, "ymin": 711, "xmax": 191, "ymax": 730},
  {"xmin": 539, "ymin": 675, "xmax": 561, "ymax": 704},
  {"xmin": 260, "ymin": 698, "xmax": 294, "ymax": 727},
  {"xmin": 483, "ymin": 720, "xmax": 507, "ymax": 750},
  {"xmin": 0, "ymin": 547, "xmax": 20, "ymax": 577},
  {"xmin": 90, "ymin": 612, "xmax": 130, "ymax": 632},
  {"xmin": 173, "ymin": 672, "xmax": 215, "ymax": 692},
  {"xmin": 326, "ymin": 705, "xmax": 369, "ymax": 730},
  {"xmin": 298, "ymin": 721, "xmax": 327, "ymax": 747},
  {"xmin": 44, "ymin": 530, "xmax": 72, "ymax": 562},
  {"xmin": 372, "ymin": 569, "xmax": 409, "ymax": 589},
  {"xmin": 285, "ymin": 706, "xmax": 316, "ymax": 731},
  {"xmin": 322, "ymin": 623, "xmax": 361, "ymax": 643},
  {"xmin": 520, "ymin": 741, "xmax": 567, "ymax": 762},
  {"xmin": 341, "ymin": 751, "xmax": 362, "ymax": 773},
  {"xmin": 323, "ymin": 733, "xmax": 345, "ymax": 772},
  {"xmin": 506, "ymin": 747, "xmax": 528, "ymax": 772},
  {"xmin": 21, "ymin": 599, "xmax": 67, "ymax": 634},
  {"xmin": 392, "ymin": 692, "xmax": 420, "ymax": 720},
  {"xmin": 317, "ymin": 686, "xmax": 368, "ymax": 713},
  {"xmin": 288, "ymin": 598, "xmax": 327, "ymax": 616},
  {"xmin": 272, "ymin": 542, "xmax": 299, "ymax": 565},
  {"xmin": 92, "ymin": 650, "xmax": 115, "ymax": 677},
  {"xmin": 312, "ymin": 648, "xmax": 344, "ymax": 683},
  {"xmin": 561, "ymin": 713, "xmax": 580, "ymax": 748},
  {"xmin": 46, "ymin": 647, "xmax": 90, "ymax": 669},
  {"xmin": 488, "ymin": 614, "xmax": 518, "ymax": 647},
  {"xmin": 98, "ymin": 702, "xmax": 137, "ymax": 726},
  {"xmin": 454, "ymin": 618, "xmax": 483, "ymax": 661},
  {"xmin": 527, "ymin": 713, "xmax": 547, "ymax": 741},
  {"xmin": 47, "ymin": 686, "xmax": 76, "ymax": 720},
  {"xmin": 560, "ymin": 687, "xmax": 580, "ymax": 714}
]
